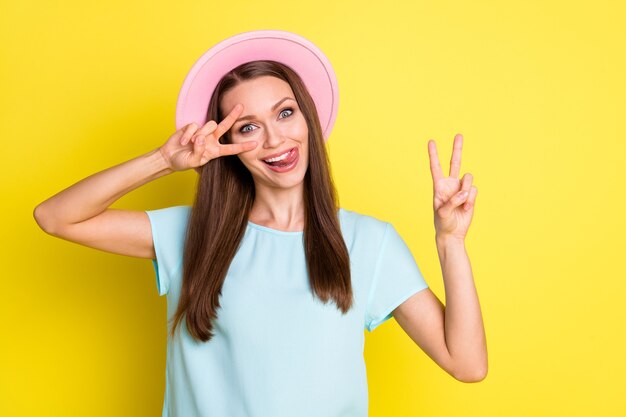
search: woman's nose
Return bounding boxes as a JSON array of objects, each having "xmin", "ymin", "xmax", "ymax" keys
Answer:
[{"xmin": 263, "ymin": 123, "xmax": 286, "ymax": 148}]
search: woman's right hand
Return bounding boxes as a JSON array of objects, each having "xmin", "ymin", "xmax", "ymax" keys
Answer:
[{"xmin": 159, "ymin": 103, "xmax": 258, "ymax": 174}]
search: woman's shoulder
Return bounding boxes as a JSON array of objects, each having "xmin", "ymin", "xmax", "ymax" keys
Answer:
[
  {"xmin": 338, "ymin": 207, "xmax": 388, "ymax": 235},
  {"xmin": 145, "ymin": 204, "xmax": 192, "ymax": 220},
  {"xmin": 144, "ymin": 205, "xmax": 193, "ymax": 235},
  {"xmin": 148, "ymin": 205, "xmax": 389, "ymax": 235}
]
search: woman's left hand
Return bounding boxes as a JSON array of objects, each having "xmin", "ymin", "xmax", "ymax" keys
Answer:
[{"xmin": 428, "ymin": 134, "xmax": 477, "ymax": 241}]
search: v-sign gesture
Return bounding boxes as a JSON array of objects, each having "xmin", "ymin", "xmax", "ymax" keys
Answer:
[
  {"xmin": 393, "ymin": 134, "xmax": 487, "ymax": 383},
  {"xmin": 159, "ymin": 103, "xmax": 258, "ymax": 175},
  {"xmin": 429, "ymin": 134, "xmax": 477, "ymax": 241}
]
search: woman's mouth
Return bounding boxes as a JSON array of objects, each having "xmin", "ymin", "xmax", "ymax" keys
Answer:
[{"xmin": 262, "ymin": 147, "xmax": 299, "ymax": 173}]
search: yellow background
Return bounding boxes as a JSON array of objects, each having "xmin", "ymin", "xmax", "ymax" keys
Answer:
[{"xmin": 2, "ymin": 0, "xmax": 624, "ymax": 416}]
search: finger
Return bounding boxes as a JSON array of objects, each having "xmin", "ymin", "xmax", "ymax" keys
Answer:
[
  {"xmin": 428, "ymin": 140, "xmax": 445, "ymax": 185},
  {"xmin": 212, "ymin": 103, "xmax": 244, "ymax": 140},
  {"xmin": 180, "ymin": 123, "xmax": 199, "ymax": 146},
  {"xmin": 187, "ymin": 120, "xmax": 218, "ymax": 146},
  {"xmin": 183, "ymin": 120, "xmax": 218, "ymax": 146},
  {"xmin": 460, "ymin": 172, "xmax": 473, "ymax": 193},
  {"xmin": 192, "ymin": 134, "xmax": 206, "ymax": 165},
  {"xmin": 218, "ymin": 140, "xmax": 258, "ymax": 157},
  {"xmin": 449, "ymin": 133, "xmax": 463, "ymax": 178},
  {"xmin": 195, "ymin": 120, "xmax": 219, "ymax": 138},
  {"xmin": 438, "ymin": 189, "xmax": 469, "ymax": 218},
  {"xmin": 464, "ymin": 186, "xmax": 478, "ymax": 211}
]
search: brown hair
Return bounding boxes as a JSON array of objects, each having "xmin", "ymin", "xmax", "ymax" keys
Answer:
[{"xmin": 168, "ymin": 60, "xmax": 352, "ymax": 342}]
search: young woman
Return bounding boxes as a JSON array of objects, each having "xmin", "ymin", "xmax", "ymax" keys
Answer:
[{"xmin": 33, "ymin": 30, "xmax": 486, "ymax": 417}]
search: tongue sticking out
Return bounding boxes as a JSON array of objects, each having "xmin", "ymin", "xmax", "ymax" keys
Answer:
[
  {"xmin": 265, "ymin": 148, "xmax": 297, "ymax": 167},
  {"xmin": 267, "ymin": 159, "xmax": 290, "ymax": 167}
]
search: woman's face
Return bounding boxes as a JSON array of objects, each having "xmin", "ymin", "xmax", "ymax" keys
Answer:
[{"xmin": 220, "ymin": 76, "xmax": 309, "ymax": 190}]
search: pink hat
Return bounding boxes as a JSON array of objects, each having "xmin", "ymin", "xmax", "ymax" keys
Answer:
[{"xmin": 175, "ymin": 29, "xmax": 339, "ymax": 142}]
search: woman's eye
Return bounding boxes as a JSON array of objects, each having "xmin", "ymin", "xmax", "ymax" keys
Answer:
[
  {"xmin": 238, "ymin": 107, "xmax": 294, "ymax": 135},
  {"xmin": 279, "ymin": 107, "xmax": 294, "ymax": 118},
  {"xmin": 239, "ymin": 124, "xmax": 254, "ymax": 134}
]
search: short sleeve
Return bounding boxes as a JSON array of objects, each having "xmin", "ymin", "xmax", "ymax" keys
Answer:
[
  {"xmin": 364, "ymin": 222, "xmax": 429, "ymax": 332},
  {"xmin": 145, "ymin": 205, "xmax": 192, "ymax": 296}
]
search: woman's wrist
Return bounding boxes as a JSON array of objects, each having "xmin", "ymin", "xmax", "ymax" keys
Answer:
[
  {"xmin": 435, "ymin": 233, "xmax": 466, "ymax": 251},
  {"xmin": 146, "ymin": 147, "xmax": 175, "ymax": 179}
]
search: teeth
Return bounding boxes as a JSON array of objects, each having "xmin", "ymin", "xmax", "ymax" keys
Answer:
[{"xmin": 264, "ymin": 149, "xmax": 291, "ymax": 163}]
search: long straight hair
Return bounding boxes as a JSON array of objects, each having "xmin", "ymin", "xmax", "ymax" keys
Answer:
[{"xmin": 168, "ymin": 60, "xmax": 351, "ymax": 342}]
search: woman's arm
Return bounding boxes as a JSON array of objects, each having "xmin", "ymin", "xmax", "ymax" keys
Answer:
[
  {"xmin": 436, "ymin": 235, "xmax": 487, "ymax": 381},
  {"xmin": 33, "ymin": 148, "xmax": 173, "ymax": 259},
  {"xmin": 34, "ymin": 148, "xmax": 172, "ymax": 230},
  {"xmin": 393, "ymin": 134, "xmax": 486, "ymax": 383},
  {"xmin": 393, "ymin": 236, "xmax": 487, "ymax": 383},
  {"xmin": 33, "ymin": 107, "xmax": 259, "ymax": 259}
]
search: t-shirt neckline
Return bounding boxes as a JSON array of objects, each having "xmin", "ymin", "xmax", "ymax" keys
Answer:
[
  {"xmin": 246, "ymin": 208, "xmax": 344, "ymax": 236},
  {"xmin": 247, "ymin": 221, "xmax": 303, "ymax": 235}
]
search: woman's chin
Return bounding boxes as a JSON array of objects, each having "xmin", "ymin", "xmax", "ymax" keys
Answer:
[
  {"xmin": 264, "ymin": 173, "xmax": 306, "ymax": 189},
  {"xmin": 253, "ymin": 165, "xmax": 307, "ymax": 189}
]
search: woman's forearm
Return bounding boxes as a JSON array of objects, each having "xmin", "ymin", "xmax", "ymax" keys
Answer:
[
  {"xmin": 436, "ymin": 235, "xmax": 488, "ymax": 381},
  {"xmin": 34, "ymin": 147, "xmax": 173, "ymax": 230}
]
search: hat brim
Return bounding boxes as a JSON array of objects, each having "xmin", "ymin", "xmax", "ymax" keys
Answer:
[{"xmin": 175, "ymin": 30, "xmax": 339, "ymax": 142}]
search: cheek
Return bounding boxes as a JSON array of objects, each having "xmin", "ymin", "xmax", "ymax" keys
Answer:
[
  {"xmin": 238, "ymin": 152, "xmax": 263, "ymax": 171},
  {"xmin": 292, "ymin": 119, "xmax": 308, "ymax": 138}
]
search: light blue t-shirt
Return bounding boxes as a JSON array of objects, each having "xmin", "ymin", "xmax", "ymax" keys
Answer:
[{"xmin": 145, "ymin": 205, "xmax": 429, "ymax": 417}]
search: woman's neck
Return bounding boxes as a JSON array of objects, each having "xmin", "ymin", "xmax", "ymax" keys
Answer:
[{"xmin": 248, "ymin": 182, "xmax": 305, "ymax": 231}]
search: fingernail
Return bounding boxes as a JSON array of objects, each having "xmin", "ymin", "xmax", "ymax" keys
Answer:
[{"xmin": 459, "ymin": 191, "xmax": 468, "ymax": 199}]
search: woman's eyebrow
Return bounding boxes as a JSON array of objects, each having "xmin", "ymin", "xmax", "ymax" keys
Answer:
[{"xmin": 235, "ymin": 97, "xmax": 296, "ymax": 122}]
